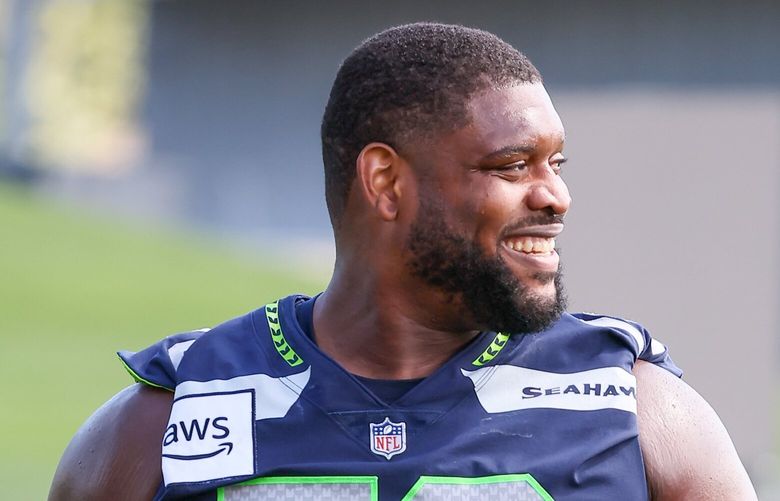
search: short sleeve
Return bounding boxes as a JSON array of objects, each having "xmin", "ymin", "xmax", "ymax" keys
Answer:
[
  {"xmin": 636, "ymin": 329, "xmax": 683, "ymax": 378},
  {"xmin": 117, "ymin": 329, "xmax": 208, "ymax": 391},
  {"xmin": 573, "ymin": 313, "xmax": 683, "ymax": 378}
]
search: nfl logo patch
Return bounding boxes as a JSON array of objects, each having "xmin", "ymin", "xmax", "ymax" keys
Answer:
[{"xmin": 369, "ymin": 417, "xmax": 407, "ymax": 460}]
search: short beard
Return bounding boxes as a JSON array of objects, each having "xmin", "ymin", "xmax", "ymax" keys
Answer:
[{"xmin": 406, "ymin": 201, "xmax": 567, "ymax": 335}]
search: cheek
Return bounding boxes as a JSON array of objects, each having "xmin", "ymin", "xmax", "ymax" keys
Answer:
[
  {"xmin": 458, "ymin": 181, "xmax": 520, "ymax": 244},
  {"xmin": 476, "ymin": 179, "xmax": 523, "ymax": 220}
]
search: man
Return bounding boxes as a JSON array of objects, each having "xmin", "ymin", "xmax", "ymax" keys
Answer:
[{"xmin": 50, "ymin": 23, "xmax": 756, "ymax": 500}]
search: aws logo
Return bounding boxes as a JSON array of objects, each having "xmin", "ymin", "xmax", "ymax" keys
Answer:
[
  {"xmin": 162, "ymin": 390, "xmax": 255, "ymax": 484},
  {"xmin": 162, "ymin": 417, "xmax": 233, "ymax": 460}
]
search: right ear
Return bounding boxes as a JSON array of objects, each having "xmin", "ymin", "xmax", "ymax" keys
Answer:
[{"xmin": 355, "ymin": 142, "xmax": 406, "ymax": 222}]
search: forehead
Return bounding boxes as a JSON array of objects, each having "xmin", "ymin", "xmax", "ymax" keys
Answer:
[{"xmin": 458, "ymin": 83, "xmax": 565, "ymax": 157}]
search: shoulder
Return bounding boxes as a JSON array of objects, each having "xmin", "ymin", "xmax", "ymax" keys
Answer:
[
  {"xmin": 566, "ymin": 312, "xmax": 654, "ymax": 355},
  {"xmin": 48, "ymin": 304, "xmax": 284, "ymax": 501},
  {"xmin": 565, "ymin": 312, "xmax": 683, "ymax": 376},
  {"xmin": 49, "ymin": 384, "xmax": 173, "ymax": 501},
  {"xmin": 633, "ymin": 360, "xmax": 757, "ymax": 500},
  {"xmin": 118, "ymin": 306, "xmax": 267, "ymax": 390}
]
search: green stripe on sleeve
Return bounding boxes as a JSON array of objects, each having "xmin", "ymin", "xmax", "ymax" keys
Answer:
[{"xmin": 117, "ymin": 353, "xmax": 174, "ymax": 392}]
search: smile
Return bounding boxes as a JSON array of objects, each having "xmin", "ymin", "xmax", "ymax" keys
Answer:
[
  {"xmin": 504, "ymin": 236, "xmax": 556, "ymax": 255},
  {"xmin": 500, "ymin": 228, "xmax": 561, "ymax": 274}
]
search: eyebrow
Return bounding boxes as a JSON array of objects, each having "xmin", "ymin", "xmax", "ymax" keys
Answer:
[
  {"xmin": 478, "ymin": 145, "xmax": 536, "ymax": 163},
  {"xmin": 478, "ymin": 135, "xmax": 566, "ymax": 164}
]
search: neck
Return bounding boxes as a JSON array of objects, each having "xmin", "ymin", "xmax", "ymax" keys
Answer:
[{"xmin": 313, "ymin": 260, "xmax": 480, "ymax": 380}]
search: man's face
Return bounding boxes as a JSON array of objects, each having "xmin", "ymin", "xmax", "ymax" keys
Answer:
[{"xmin": 404, "ymin": 82, "xmax": 571, "ymax": 334}]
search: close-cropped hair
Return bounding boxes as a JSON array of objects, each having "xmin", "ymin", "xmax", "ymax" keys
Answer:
[{"xmin": 321, "ymin": 22, "xmax": 542, "ymax": 228}]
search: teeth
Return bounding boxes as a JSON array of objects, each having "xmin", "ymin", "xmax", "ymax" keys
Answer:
[{"xmin": 506, "ymin": 237, "xmax": 555, "ymax": 254}]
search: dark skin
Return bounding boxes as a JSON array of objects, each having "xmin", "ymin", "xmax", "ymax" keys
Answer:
[
  {"xmin": 50, "ymin": 384, "xmax": 171, "ymax": 500},
  {"xmin": 49, "ymin": 83, "xmax": 756, "ymax": 500},
  {"xmin": 315, "ymin": 83, "xmax": 568, "ymax": 379}
]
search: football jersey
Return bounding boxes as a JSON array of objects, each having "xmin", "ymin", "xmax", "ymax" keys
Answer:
[{"xmin": 119, "ymin": 294, "xmax": 682, "ymax": 500}]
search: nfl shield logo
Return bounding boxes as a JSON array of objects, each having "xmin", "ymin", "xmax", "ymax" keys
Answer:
[{"xmin": 369, "ymin": 417, "xmax": 407, "ymax": 460}]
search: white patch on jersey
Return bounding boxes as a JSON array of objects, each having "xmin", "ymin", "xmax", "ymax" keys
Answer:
[
  {"xmin": 650, "ymin": 338, "xmax": 667, "ymax": 356},
  {"xmin": 167, "ymin": 340, "xmax": 197, "ymax": 371},
  {"xmin": 462, "ymin": 365, "xmax": 638, "ymax": 414},
  {"xmin": 175, "ymin": 368, "xmax": 311, "ymax": 421},
  {"xmin": 581, "ymin": 317, "xmax": 646, "ymax": 355},
  {"xmin": 162, "ymin": 390, "xmax": 255, "ymax": 485}
]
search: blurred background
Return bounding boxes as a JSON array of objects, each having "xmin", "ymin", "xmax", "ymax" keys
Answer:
[{"xmin": 1, "ymin": 1, "xmax": 777, "ymax": 499}]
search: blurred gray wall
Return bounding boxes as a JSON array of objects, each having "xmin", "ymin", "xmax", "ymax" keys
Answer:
[
  {"xmin": 141, "ymin": 0, "xmax": 780, "ymax": 240},
  {"xmin": 558, "ymin": 89, "xmax": 779, "ymax": 488}
]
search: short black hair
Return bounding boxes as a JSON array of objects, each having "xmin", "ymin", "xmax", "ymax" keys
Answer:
[{"xmin": 321, "ymin": 22, "xmax": 542, "ymax": 228}]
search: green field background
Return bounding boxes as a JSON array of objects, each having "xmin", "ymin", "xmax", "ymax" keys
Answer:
[{"xmin": 0, "ymin": 183, "xmax": 325, "ymax": 500}]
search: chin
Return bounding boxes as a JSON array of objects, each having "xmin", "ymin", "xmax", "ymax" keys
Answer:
[
  {"xmin": 526, "ymin": 286, "xmax": 557, "ymax": 307},
  {"xmin": 517, "ymin": 276, "xmax": 561, "ymax": 311},
  {"xmin": 522, "ymin": 272, "xmax": 557, "ymax": 291}
]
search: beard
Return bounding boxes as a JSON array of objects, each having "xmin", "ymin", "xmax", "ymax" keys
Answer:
[{"xmin": 406, "ymin": 199, "xmax": 567, "ymax": 335}]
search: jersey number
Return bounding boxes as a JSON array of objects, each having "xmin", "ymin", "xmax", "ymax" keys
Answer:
[{"xmin": 217, "ymin": 473, "xmax": 553, "ymax": 500}]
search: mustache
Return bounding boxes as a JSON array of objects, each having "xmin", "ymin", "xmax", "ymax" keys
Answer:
[{"xmin": 501, "ymin": 213, "xmax": 565, "ymax": 236}]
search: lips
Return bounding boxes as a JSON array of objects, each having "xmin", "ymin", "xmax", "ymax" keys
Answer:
[{"xmin": 500, "ymin": 224, "xmax": 563, "ymax": 273}]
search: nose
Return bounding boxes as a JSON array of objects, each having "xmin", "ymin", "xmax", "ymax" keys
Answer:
[{"xmin": 525, "ymin": 170, "xmax": 571, "ymax": 216}]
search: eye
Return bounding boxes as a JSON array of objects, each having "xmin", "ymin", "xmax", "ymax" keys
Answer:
[
  {"xmin": 551, "ymin": 157, "xmax": 568, "ymax": 174},
  {"xmin": 493, "ymin": 161, "xmax": 527, "ymax": 173},
  {"xmin": 504, "ymin": 161, "xmax": 527, "ymax": 171}
]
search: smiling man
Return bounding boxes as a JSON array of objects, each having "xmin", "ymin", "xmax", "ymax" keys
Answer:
[{"xmin": 50, "ymin": 23, "xmax": 756, "ymax": 500}]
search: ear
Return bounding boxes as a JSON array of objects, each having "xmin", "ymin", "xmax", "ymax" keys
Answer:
[{"xmin": 355, "ymin": 142, "xmax": 405, "ymax": 221}]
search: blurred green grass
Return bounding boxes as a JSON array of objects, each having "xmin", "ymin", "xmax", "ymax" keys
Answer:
[{"xmin": 0, "ymin": 182, "xmax": 325, "ymax": 499}]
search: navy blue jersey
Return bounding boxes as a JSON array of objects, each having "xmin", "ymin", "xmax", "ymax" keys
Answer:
[{"xmin": 119, "ymin": 295, "xmax": 681, "ymax": 500}]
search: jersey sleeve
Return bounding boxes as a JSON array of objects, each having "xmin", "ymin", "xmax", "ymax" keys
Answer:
[
  {"xmin": 117, "ymin": 329, "xmax": 209, "ymax": 391},
  {"xmin": 635, "ymin": 327, "xmax": 683, "ymax": 378},
  {"xmin": 573, "ymin": 313, "xmax": 683, "ymax": 378}
]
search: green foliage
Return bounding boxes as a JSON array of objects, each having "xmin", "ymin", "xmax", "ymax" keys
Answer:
[
  {"xmin": 25, "ymin": 0, "xmax": 149, "ymax": 170},
  {"xmin": 0, "ymin": 182, "xmax": 324, "ymax": 499}
]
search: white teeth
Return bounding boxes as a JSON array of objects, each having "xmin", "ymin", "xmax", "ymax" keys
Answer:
[{"xmin": 506, "ymin": 237, "xmax": 555, "ymax": 254}]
